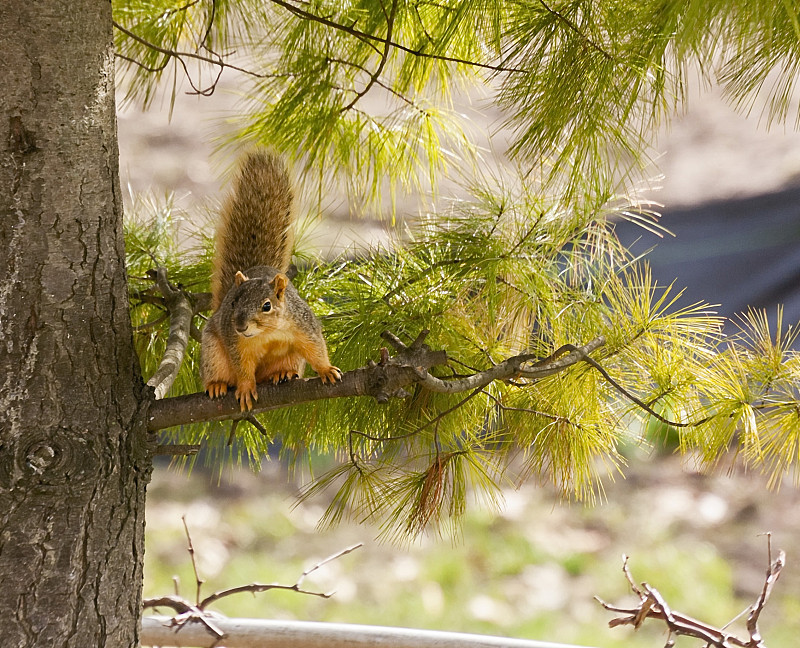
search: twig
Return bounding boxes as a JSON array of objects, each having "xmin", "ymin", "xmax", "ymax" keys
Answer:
[
  {"xmin": 227, "ymin": 418, "xmax": 241, "ymax": 446},
  {"xmin": 557, "ymin": 343, "xmax": 692, "ymax": 428},
  {"xmin": 154, "ymin": 444, "xmax": 201, "ymax": 456},
  {"xmin": 328, "ymin": 56, "xmax": 428, "ymax": 113},
  {"xmin": 182, "ymin": 516, "xmax": 205, "ymax": 605},
  {"xmin": 481, "ymin": 389, "xmax": 584, "ymax": 430},
  {"xmin": 537, "ymin": 0, "xmax": 614, "ymax": 61},
  {"xmin": 113, "ymin": 19, "xmax": 268, "ymax": 97},
  {"xmin": 746, "ymin": 534, "xmax": 784, "ymax": 646},
  {"xmin": 199, "ymin": 543, "xmax": 364, "ymax": 608},
  {"xmin": 340, "ymin": 0, "xmax": 398, "ymax": 112},
  {"xmin": 267, "ymin": 0, "xmax": 526, "ymax": 74},
  {"xmin": 409, "ymin": 338, "xmax": 607, "ymax": 394},
  {"xmin": 355, "ymin": 385, "xmax": 486, "ymax": 447},
  {"xmin": 246, "ymin": 415, "xmax": 269, "ymax": 438},
  {"xmin": 142, "ymin": 596, "xmax": 225, "ymax": 640}
]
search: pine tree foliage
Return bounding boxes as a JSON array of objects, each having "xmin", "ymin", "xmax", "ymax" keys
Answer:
[
  {"xmin": 116, "ymin": 0, "xmax": 800, "ymax": 536},
  {"xmin": 126, "ymin": 182, "xmax": 800, "ymax": 538},
  {"xmin": 114, "ymin": 0, "xmax": 800, "ymax": 206}
]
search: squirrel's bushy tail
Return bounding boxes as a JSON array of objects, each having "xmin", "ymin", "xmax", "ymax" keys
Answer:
[{"xmin": 210, "ymin": 151, "xmax": 295, "ymax": 310}]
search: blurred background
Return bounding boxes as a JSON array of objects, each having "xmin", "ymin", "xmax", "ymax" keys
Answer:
[{"xmin": 122, "ymin": 76, "xmax": 800, "ymax": 647}]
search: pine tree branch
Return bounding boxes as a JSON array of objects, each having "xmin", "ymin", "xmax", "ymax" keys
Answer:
[
  {"xmin": 146, "ymin": 341, "xmax": 448, "ymax": 431},
  {"xmin": 115, "ymin": 0, "xmax": 526, "ymax": 103},
  {"xmin": 145, "ymin": 333, "xmax": 605, "ymax": 431},
  {"xmin": 410, "ymin": 338, "xmax": 607, "ymax": 394}
]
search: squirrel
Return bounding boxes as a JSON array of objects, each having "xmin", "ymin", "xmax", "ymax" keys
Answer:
[{"xmin": 201, "ymin": 150, "xmax": 342, "ymax": 411}]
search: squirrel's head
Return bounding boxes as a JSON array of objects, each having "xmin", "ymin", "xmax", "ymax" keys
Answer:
[{"xmin": 230, "ymin": 270, "xmax": 289, "ymax": 337}]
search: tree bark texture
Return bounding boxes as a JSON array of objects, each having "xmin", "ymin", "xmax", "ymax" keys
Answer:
[{"xmin": 0, "ymin": 2, "xmax": 151, "ymax": 646}]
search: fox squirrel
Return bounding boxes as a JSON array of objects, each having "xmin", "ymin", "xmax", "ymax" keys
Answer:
[{"xmin": 201, "ymin": 151, "xmax": 342, "ymax": 411}]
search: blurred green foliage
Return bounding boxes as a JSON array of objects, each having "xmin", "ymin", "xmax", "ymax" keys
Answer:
[{"xmin": 143, "ymin": 462, "xmax": 800, "ymax": 647}]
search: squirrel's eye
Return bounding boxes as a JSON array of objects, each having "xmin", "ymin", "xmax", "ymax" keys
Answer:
[{"xmin": 262, "ymin": 301, "xmax": 272, "ymax": 312}]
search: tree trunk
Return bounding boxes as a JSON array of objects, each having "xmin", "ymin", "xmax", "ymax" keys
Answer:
[{"xmin": 0, "ymin": 1, "xmax": 151, "ymax": 646}]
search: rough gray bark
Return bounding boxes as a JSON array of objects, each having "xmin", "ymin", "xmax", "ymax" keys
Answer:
[{"xmin": 0, "ymin": 1, "xmax": 151, "ymax": 646}]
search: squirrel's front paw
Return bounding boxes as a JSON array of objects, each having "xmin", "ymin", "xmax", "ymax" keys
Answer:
[
  {"xmin": 206, "ymin": 382, "xmax": 229, "ymax": 399},
  {"xmin": 235, "ymin": 381, "xmax": 258, "ymax": 411},
  {"xmin": 318, "ymin": 365, "xmax": 343, "ymax": 384}
]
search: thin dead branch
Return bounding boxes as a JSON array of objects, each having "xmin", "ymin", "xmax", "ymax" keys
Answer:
[
  {"xmin": 182, "ymin": 515, "xmax": 205, "ymax": 605},
  {"xmin": 597, "ymin": 543, "xmax": 785, "ymax": 647},
  {"xmin": 198, "ymin": 543, "xmax": 363, "ymax": 609},
  {"xmin": 142, "ymin": 518, "xmax": 364, "ymax": 644}
]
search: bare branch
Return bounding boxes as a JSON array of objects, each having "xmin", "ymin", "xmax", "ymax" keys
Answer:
[
  {"xmin": 142, "ymin": 596, "xmax": 225, "ymax": 640},
  {"xmin": 296, "ymin": 543, "xmax": 363, "ymax": 589},
  {"xmin": 146, "ymin": 268, "xmax": 195, "ymax": 399},
  {"xmin": 199, "ymin": 543, "xmax": 363, "ymax": 609},
  {"xmin": 145, "ymin": 523, "xmax": 363, "ymax": 646},
  {"xmin": 113, "ymin": 19, "xmax": 269, "ymax": 97},
  {"xmin": 412, "ymin": 338, "xmax": 607, "ymax": 394},
  {"xmin": 746, "ymin": 535, "xmax": 785, "ymax": 647},
  {"xmin": 246, "ymin": 414, "xmax": 269, "ymax": 437},
  {"xmin": 227, "ymin": 418, "xmax": 241, "ymax": 446}
]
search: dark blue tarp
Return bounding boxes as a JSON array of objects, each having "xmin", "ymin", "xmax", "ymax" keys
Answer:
[{"xmin": 616, "ymin": 186, "xmax": 800, "ymax": 332}]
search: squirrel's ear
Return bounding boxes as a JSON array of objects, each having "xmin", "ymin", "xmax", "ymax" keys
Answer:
[
  {"xmin": 234, "ymin": 271, "xmax": 249, "ymax": 286},
  {"xmin": 271, "ymin": 273, "xmax": 288, "ymax": 300}
]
